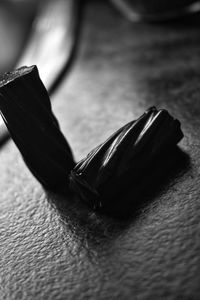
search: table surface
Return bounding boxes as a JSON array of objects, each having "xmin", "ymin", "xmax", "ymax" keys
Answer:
[{"xmin": 1, "ymin": 1, "xmax": 200, "ymax": 299}]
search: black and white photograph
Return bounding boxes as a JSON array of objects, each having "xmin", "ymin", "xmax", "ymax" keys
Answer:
[{"xmin": 0, "ymin": 0, "xmax": 199, "ymax": 299}]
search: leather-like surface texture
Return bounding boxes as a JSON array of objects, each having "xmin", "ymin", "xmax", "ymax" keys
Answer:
[{"xmin": 1, "ymin": 1, "xmax": 200, "ymax": 299}]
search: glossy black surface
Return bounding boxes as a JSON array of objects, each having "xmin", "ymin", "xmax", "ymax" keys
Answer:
[
  {"xmin": 0, "ymin": 66, "xmax": 75, "ymax": 191},
  {"xmin": 70, "ymin": 107, "xmax": 183, "ymax": 215}
]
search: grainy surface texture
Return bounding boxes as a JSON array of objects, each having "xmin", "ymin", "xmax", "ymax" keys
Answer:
[{"xmin": 0, "ymin": 1, "xmax": 200, "ymax": 300}]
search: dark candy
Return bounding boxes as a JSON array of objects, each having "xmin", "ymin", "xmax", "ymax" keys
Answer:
[
  {"xmin": 0, "ymin": 65, "xmax": 184, "ymax": 215},
  {"xmin": 70, "ymin": 107, "xmax": 184, "ymax": 213},
  {"xmin": 0, "ymin": 65, "xmax": 75, "ymax": 190}
]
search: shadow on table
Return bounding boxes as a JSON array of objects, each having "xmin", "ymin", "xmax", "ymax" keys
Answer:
[
  {"xmin": 112, "ymin": 146, "xmax": 190, "ymax": 219},
  {"xmin": 46, "ymin": 146, "xmax": 190, "ymax": 245}
]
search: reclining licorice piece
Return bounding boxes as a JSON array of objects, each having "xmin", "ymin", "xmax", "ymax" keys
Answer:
[
  {"xmin": 0, "ymin": 65, "xmax": 75, "ymax": 191},
  {"xmin": 70, "ymin": 107, "xmax": 184, "ymax": 213},
  {"xmin": 0, "ymin": 65, "xmax": 184, "ymax": 215}
]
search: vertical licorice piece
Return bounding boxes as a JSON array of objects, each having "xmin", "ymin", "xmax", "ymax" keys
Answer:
[
  {"xmin": 0, "ymin": 65, "xmax": 75, "ymax": 191},
  {"xmin": 70, "ymin": 107, "xmax": 184, "ymax": 213}
]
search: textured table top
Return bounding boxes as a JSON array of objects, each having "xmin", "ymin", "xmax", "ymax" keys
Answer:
[{"xmin": 1, "ymin": 1, "xmax": 200, "ymax": 299}]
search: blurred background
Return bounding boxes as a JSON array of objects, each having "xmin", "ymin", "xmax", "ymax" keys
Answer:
[
  {"xmin": 0, "ymin": 0, "xmax": 40, "ymax": 73},
  {"xmin": 1, "ymin": 0, "xmax": 200, "ymax": 77}
]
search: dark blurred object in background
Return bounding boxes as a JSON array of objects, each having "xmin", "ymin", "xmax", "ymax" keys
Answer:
[{"xmin": 110, "ymin": 0, "xmax": 200, "ymax": 21}]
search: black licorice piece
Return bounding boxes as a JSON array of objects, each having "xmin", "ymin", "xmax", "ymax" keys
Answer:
[
  {"xmin": 0, "ymin": 65, "xmax": 75, "ymax": 190},
  {"xmin": 70, "ymin": 107, "xmax": 184, "ymax": 213}
]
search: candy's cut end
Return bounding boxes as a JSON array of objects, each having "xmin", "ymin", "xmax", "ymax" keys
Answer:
[{"xmin": 0, "ymin": 66, "xmax": 36, "ymax": 88}]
